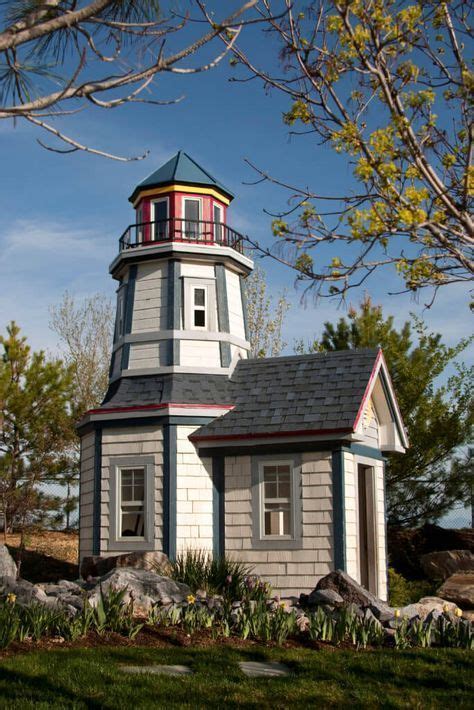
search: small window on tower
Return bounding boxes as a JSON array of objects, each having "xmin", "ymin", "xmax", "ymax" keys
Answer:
[{"xmin": 193, "ymin": 287, "xmax": 206, "ymax": 328}]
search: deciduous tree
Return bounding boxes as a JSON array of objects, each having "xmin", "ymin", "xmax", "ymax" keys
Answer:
[
  {"xmin": 220, "ymin": 0, "xmax": 474, "ymax": 302},
  {"xmin": 297, "ymin": 296, "xmax": 473, "ymax": 525},
  {"xmin": 246, "ymin": 265, "xmax": 290, "ymax": 357}
]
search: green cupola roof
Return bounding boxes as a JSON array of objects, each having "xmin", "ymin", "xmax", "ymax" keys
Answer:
[{"xmin": 129, "ymin": 151, "xmax": 234, "ymax": 203}]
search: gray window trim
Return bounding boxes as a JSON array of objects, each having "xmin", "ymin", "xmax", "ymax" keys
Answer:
[
  {"xmin": 251, "ymin": 453, "xmax": 302, "ymax": 550},
  {"xmin": 109, "ymin": 455, "xmax": 155, "ymax": 551}
]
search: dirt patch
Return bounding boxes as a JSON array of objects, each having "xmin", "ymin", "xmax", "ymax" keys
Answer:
[
  {"xmin": 0, "ymin": 626, "xmax": 335, "ymax": 659},
  {"xmin": 4, "ymin": 531, "xmax": 79, "ymax": 583}
]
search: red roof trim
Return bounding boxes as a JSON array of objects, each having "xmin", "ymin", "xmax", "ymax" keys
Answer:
[
  {"xmin": 190, "ymin": 426, "xmax": 353, "ymax": 443},
  {"xmin": 86, "ymin": 402, "xmax": 235, "ymax": 416},
  {"xmin": 352, "ymin": 348, "xmax": 383, "ymax": 432}
]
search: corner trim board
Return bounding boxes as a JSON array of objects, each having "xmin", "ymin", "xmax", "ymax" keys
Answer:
[
  {"xmin": 92, "ymin": 428, "xmax": 102, "ymax": 556},
  {"xmin": 123, "ymin": 265, "xmax": 137, "ymax": 335},
  {"xmin": 212, "ymin": 456, "xmax": 225, "ymax": 558},
  {"xmin": 332, "ymin": 448, "xmax": 346, "ymax": 571},
  {"xmin": 215, "ymin": 264, "xmax": 231, "ymax": 368},
  {"xmin": 163, "ymin": 423, "xmax": 177, "ymax": 559}
]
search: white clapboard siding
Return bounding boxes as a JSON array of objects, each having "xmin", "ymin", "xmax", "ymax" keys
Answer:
[
  {"xmin": 180, "ymin": 340, "xmax": 220, "ymax": 368},
  {"xmin": 225, "ymin": 267, "xmax": 245, "ymax": 340},
  {"xmin": 176, "ymin": 426, "xmax": 213, "ymax": 552}
]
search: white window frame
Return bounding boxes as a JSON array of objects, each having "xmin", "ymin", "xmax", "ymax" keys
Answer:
[
  {"xmin": 259, "ymin": 460, "xmax": 294, "ymax": 540},
  {"xmin": 213, "ymin": 202, "xmax": 223, "ymax": 242},
  {"xmin": 151, "ymin": 197, "xmax": 169, "ymax": 241},
  {"xmin": 109, "ymin": 456, "xmax": 155, "ymax": 551},
  {"xmin": 251, "ymin": 454, "xmax": 302, "ymax": 550},
  {"xmin": 118, "ymin": 466, "xmax": 146, "ymax": 540},
  {"xmin": 183, "ymin": 277, "xmax": 217, "ymax": 331},
  {"xmin": 183, "ymin": 196, "xmax": 202, "ymax": 240},
  {"xmin": 136, "ymin": 204, "xmax": 143, "ymax": 243}
]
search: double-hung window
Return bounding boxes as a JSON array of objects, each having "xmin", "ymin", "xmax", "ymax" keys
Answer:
[
  {"xmin": 119, "ymin": 467, "xmax": 145, "ymax": 538},
  {"xmin": 183, "ymin": 278, "xmax": 216, "ymax": 331},
  {"xmin": 262, "ymin": 463, "xmax": 292, "ymax": 537},
  {"xmin": 193, "ymin": 286, "xmax": 207, "ymax": 329}
]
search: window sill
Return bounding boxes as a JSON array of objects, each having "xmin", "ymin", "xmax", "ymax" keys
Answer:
[{"xmin": 251, "ymin": 537, "xmax": 302, "ymax": 551}]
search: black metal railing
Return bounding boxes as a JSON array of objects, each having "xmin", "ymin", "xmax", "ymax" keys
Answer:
[{"xmin": 119, "ymin": 218, "xmax": 245, "ymax": 254}]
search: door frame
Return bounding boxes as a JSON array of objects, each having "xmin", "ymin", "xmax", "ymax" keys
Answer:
[{"xmin": 354, "ymin": 455, "xmax": 378, "ymax": 595}]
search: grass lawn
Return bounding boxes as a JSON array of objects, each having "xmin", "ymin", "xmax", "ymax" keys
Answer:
[{"xmin": 0, "ymin": 644, "xmax": 471, "ymax": 708}]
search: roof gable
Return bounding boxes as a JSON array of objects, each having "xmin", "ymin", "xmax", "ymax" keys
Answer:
[{"xmin": 129, "ymin": 151, "xmax": 234, "ymax": 202}]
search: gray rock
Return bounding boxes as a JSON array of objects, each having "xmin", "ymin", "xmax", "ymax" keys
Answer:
[
  {"xmin": 81, "ymin": 550, "xmax": 170, "ymax": 579},
  {"xmin": 421, "ymin": 550, "xmax": 474, "ymax": 581},
  {"xmin": 0, "ymin": 577, "xmax": 58, "ymax": 607},
  {"xmin": 397, "ymin": 603, "xmax": 422, "ymax": 619},
  {"xmin": 437, "ymin": 574, "xmax": 474, "ymax": 609},
  {"xmin": 307, "ymin": 588, "xmax": 344, "ymax": 607},
  {"xmin": 369, "ymin": 604, "xmax": 394, "ymax": 623},
  {"xmin": 315, "ymin": 570, "xmax": 392, "ymax": 619},
  {"xmin": 362, "ymin": 607, "xmax": 381, "ymax": 626},
  {"xmin": 86, "ymin": 567, "xmax": 190, "ymax": 615},
  {"xmin": 0, "ymin": 545, "xmax": 17, "ymax": 579},
  {"xmin": 40, "ymin": 581, "xmax": 83, "ymax": 597}
]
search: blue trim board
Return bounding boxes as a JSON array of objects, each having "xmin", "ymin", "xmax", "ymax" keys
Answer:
[
  {"xmin": 212, "ymin": 456, "xmax": 225, "ymax": 558},
  {"xmin": 92, "ymin": 428, "xmax": 102, "ymax": 556},
  {"xmin": 215, "ymin": 264, "xmax": 231, "ymax": 367},
  {"xmin": 120, "ymin": 343, "xmax": 130, "ymax": 371},
  {"xmin": 382, "ymin": 457, "xmax": 390, "ymax": 597},
  {"xmin": 239, "ymin": 274, "xmax": 250, "ymax": 341},
  {"xmin": 163, "ymin": 423, "xmax": 177, "ymax": 560},
  {"xmin": 123, "ymin": 265, "xmax": 137, "ymax": 335},
  {"xmin": 167, "ymin": 260, "xmax": 181, "ymax": 365},
  {"xmin": 332, "ymin": 448, "xmax": 346, "ymax": 571}
]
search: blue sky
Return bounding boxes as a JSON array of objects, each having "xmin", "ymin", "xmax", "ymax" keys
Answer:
[{"xmin": 0, "ymin": 1, "xmax": 471, "ymax": 368}]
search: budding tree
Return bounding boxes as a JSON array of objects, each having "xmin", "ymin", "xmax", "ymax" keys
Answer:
[
  {"xmin": 217, "ymin": 0, "xmax": 474, "ymax": 304},
  {"xmin": 246, "ymin": 266, "xmax": 290, "ymax": 358}
]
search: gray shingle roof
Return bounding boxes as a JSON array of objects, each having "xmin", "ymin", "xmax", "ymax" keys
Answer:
[
  {"xmin": 101, "ymin": 374, "xmax": 232, "ymax": 410},
  {"xmin": 97, "ymin": 349, "xmax": 379, "ymax": 441},
  {"xmin": 191, "ymin": 349, "xmax": 379, "ymax": 440}
]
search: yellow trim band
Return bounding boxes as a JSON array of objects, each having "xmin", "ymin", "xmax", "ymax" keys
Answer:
[{"xmin": 132, "ymin": 184, "xmax": 231, "ymax": 207}]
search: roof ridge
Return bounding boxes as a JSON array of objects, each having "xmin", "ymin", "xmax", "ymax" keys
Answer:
[
  {"xmin": 181, "ymin": 151, "xmax": 220, "ymax": 185},
  {"xmin": 241, "ymin": 347, "xmax": 380, "ymax": 366}
]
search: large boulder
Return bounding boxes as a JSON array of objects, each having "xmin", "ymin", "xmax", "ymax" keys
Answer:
[
  {"xmin": 81, "ymin": 551, "xmax": 170, "ymax": 579},
  {"xmin": 315, "ymin": 569, "xmax": 392, "ymax": 618},
  {"xmin": 421, "ymin": 550, "xmax": 474, "ymax": 581},
  {"xmin": 86, "ymin": 567, "xmax": 190, "ymax": 615},
  {"xmin": 0, "ymin": 545, "xmax": 17, "ymax": 578},
  {"xmin": 437, "ymin": 573, "xmax": 474, "ymax": 609}
]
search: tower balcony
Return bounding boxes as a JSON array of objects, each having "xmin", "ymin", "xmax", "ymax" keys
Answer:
[{"xmin": 119, "ymin": 218, "xmax": 245, "ymax": 255}]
